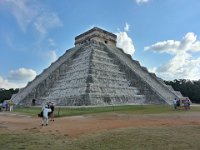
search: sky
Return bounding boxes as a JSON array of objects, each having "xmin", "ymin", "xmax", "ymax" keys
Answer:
[{"xmin": 0, "ymin": 0, "xmax": 200, "ymax": 89}]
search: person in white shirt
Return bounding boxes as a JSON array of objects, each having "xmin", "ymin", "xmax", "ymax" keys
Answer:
[
  {"xmin": 42, "ymin": 105, "xmax": 51, "ymax": 126},
  {"xmin": 173, "ymin": 98, "xmax": 177, "ymax": 109}
]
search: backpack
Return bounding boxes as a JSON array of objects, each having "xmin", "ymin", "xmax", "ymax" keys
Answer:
[{"xmin": 38, "ymin": 111, "xmax": 43, "ymax": 117}]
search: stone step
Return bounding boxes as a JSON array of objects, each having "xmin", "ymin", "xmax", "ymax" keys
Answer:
[
  {"xmin": 88, "ymin": 89, "xmax": 139, "ymax": 96},
  {"xmin": 59, "ymin": 71, "xmax": 89, "ymax": 80},
  {"xmin": 45, "ymin": 94, "xmax": 145, "ymax": 106},
  {"xmin": 60, "ymin": 68, "xmax": 89, "ymax": 78},
  {"xmin": 93, "ymin": 47, "xmax": 108, "ymax": 53},
  {"xmin": 57, "ymin": 76, "xmax": 87, "ymax": 84},
  {"xmin": 93, "ymin": 55, "xmax": 115, "ymax": 64},
  {"xmin": 72, "ymin": 55, "xmax": 90, "ymax": 63},
  {"xmin": 48, "ymin": 87, "xmax": 87, "ymax": 97},
  {"xmin": 90, "ymin": 68, "xmax": 125, "ymax": 76},
  {"xmin": 93, "ymin": 49, "xmax": 109, "ymax": 57}
]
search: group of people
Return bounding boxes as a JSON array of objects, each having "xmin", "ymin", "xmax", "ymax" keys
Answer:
[
  {"xmin": 0, "ymin": 100, "xmax": 15, "ymax": 112},
  {"xmin": 173, "ymin": 97, "xmax": 191, "ymax": 110},
  {"xmin": 39, "ymin": 102, "xmax": 55, "ymax": 126}
]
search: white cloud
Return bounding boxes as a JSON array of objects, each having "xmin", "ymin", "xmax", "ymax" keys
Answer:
[
  {"xmin": 48, "ymin": 38, "xmax": 56, "ymax": 47},
  {"xmin": 116, "ymin": 24, "xmax": 135, "ymax": 56},
  {"xmin": 34, "ymin": 12, "xmax": 62, "ymax": 35},
  {"xmin": 145, "ymin": 32, "xmax": 200, "ymax": 54},
  {"xmin": 0, "ymin": 67, "xmax": 37, "ymax": 90},
  {"xmin": 47, "ymin": 50, "xmax": 58, "ymax": 63},
  {"xmin": 144, "ymin": 40, "xmax": 180, "ymax": 54},
  {"xmin": 124, "ymin": 22, "xmax": 130, "ymax": 32},
  {"xmin": 156, "ymin": 55, "xmax": 200, "ymax": 80},
  {"xmin": 3, "ymin": 0, "xmax": 37, "ymax": 32},
  {"xmin": 0, "ymin": 75, "xmax": 26, "ymax": 89},
  {"xmin": 145, "ymin": 32, "xmax": 200, "ymax": 80},
  {"xmin": 179, "ymin": 32, "xmax": 197, "ymax": 51},
  {"xmin": 191, "ymin": 41, "xmax": 200, "ymax": 52},
  {"xmin": 136, "ymin": 0, "xmax": 149, "ymax": 4},
  {"xmin": 8, "ymin": 68, "xmax": 37, "ymax": 81},
  {"xmin": 3, "ymin": 0, "xmax": 62, "ymax": 35}
]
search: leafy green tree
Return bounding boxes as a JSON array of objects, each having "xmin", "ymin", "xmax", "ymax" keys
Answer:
[
  {"xmin": 164, "ymin": 79, "xmax": 200, "ymax": 103},
  {"xmin": 0, "ymin": 88, "xmax": 19, "ymax": 103}
]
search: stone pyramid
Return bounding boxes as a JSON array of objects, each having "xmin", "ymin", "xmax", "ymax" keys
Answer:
[{"xmin": 11, "ymin": 27, "xmax": 183, "ymax": 106}]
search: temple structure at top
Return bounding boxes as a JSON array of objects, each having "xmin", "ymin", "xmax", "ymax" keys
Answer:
[{"xmin": 75, "ymin": 27, "xmax": 117, "ymax": 47}]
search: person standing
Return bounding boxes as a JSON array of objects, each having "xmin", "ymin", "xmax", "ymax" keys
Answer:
[
  {"xmin": 185, "ymin": 98, "xmax": 191, "ymax": 110},
  {"xmin": 176, "ymin": 99, "xmax": 181, "ymax": 108},
  {"xmin": 5, "ymin": 101, "xmax": 9, "ymax": 111},
  {"xmin": 42, "ymin": 105, "xmax": 51, "ymax": 126},
  {"xmin": 49, "ymin": 102, "xmax": 55, "ymax": 121},
  {"xmin": 187, "ymin": 98, "xmax": 191, "ymax": 109},
  {"xmin": 173, "ymin": 98, "xmax": 177, "ymax": 109},
  {"xmin": 9, "ymin": 100, "xmax": 14, "ymax": 112}
]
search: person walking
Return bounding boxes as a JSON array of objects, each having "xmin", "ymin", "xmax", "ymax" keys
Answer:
[{"xmin": 42, "ymin": 105, "xmax": 51, "ymax": 126}]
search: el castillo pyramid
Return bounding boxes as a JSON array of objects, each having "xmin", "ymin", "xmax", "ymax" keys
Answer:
[{"xmin": 11, "ymin": 27, "xmax": 183, "ymax": 106}]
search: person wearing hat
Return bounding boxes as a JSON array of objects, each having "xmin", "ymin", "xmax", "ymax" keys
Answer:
[{"xmin": 42, "ymin": 105, "xmax": 52, "ymax": 126}]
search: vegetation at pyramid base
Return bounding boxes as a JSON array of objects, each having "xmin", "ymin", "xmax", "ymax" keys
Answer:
[
  {"xmin": 0, "ymin": 88, "xmax": 19, "ymax": 103},
  {"xmin": 164, "ymin": 79, "xmax": 200, "ymax": 103}
]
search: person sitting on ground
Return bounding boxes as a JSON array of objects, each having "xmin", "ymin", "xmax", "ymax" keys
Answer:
[{"xmin": 41, "ymin": 105, "xmax": 51, "ymax": 126}]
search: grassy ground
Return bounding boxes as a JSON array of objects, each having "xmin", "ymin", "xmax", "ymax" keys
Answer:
[
  {"xmin": 13, "ymin": 104, "xmax": 200, "ymax": 117},
  {"xmin": 1, "ymin": 126, "xmax": 200, "ymax": 150},
  {"xmin": 69, "ymin": 126, "xmax": 200, "ymax": 150},
  {"xmin": 1, "ymin": 105, "xmax": 200, "ymax": 150}
]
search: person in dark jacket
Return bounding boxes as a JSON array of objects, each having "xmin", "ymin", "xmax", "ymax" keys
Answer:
[{"xmin": 49, "ymin": 102, "xmax": 55, "ymax": 121}]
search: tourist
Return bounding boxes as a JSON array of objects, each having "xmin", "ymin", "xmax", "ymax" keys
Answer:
[
  {"xmin": 41, "ymin": 105, "xmax": 52, "ymax": 126},
  {"xmin": 0, "ymin": 103, "xmax": 2, "ymax": 111},
  {"xmin": 5, "ymin": 101, "xmax": 9, "ymax": 111},
  {"xmin": 187, "ymin": 98, "xmax": 191, "ymax": 109},
  {"xmin": 185, "ymin": 98, "xmax": 191, "ymax": 110},
  {"xmin": 183, "ymin": 99, "xmax": 188, "ymax": 110},
  {"xmin": 49, "ymin": 102, "xmax": 55, "ymax": 121},
  {"xmin": 176, "ymin": 99, "xmax": 181, "ymax": 108},
  {"xmin": 9, "ymin": 100, "xmax": 14, "ymax": 112},
  {"xmin": 173, "ymin": 98, "xmax": 177, "ymax": 109}
]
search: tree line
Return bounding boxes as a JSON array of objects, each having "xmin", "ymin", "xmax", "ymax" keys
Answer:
[
  {"xmin": 164, "ymin": 79, "xmax": 200, "ymax": 103},
  {"xmin": 0, "ymin": 88, "xmax": 19, "ymax": 103},
  {"xmin": 0, "ymin": 79, "xmax": 199, "ymax": 104}
]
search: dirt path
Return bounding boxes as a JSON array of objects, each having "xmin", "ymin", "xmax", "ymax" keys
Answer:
[{"xmin": 0, "ymin": 112, "xmax": 200, "ymax": 138}]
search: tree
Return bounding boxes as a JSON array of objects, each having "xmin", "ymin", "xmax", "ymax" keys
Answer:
[
  {"xmin": 0, "ymin": 88, "xmax": 19, "ymax": 103},
  {"xmin": 164, "ymin": 79, "xmax": 200, "ymax": 103}
]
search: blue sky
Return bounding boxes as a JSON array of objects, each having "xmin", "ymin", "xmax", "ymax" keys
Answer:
[{"xmin": 0, "ymin": 0, "xmax": 200, "ymax": 89}]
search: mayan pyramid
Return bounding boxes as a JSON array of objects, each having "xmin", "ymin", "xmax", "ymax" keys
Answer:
[{"xmin": 11, "ymin": 27, "xmax": 183, "ymax": 106}]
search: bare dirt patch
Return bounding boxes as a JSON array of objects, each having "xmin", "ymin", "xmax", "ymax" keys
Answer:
[{"xmin": 0, "ymin": 111, "xmax": 200, "ymax": 138}]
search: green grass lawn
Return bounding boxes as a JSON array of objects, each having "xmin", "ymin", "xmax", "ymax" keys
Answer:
[
  {"xmin": 1, "ymin": 105, "xmax": 200, "ymax": 150},
  {"xmin": 1, "ymin": 125, "xmax": 200, "ymax": 150},
  {"xmin": 14, "ymin": 104, "xmax": 200, "ymax": 117}
]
